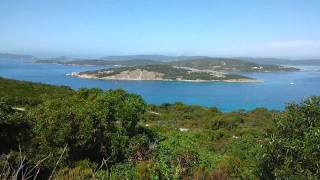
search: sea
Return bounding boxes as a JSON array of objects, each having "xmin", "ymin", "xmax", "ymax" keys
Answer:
[{"xmin": 1, "ymin": 59, "xmax": 320, "ymax": 112}]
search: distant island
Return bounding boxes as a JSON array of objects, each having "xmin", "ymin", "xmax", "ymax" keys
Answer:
[
  {"xmin": 0, "ymin": 54, "xmax": 300, "ymax": 82},
  {"xmin": 34, "ymin": 57, "xmax": 299, "ymax": 82},
  {"xmin": 54, "ymin": 57, "xmax": 299, "ymax": 82},
  {"xmin": 69, "ymin": 64, "xmax": 262, "ymax": 82},
  {"xmin": 35, "ymin": 59, "xmax": 163, "ymax": 66},
  {"xmin": 0, "ymin": 53, "xmax": 35, "ymax": 60}
]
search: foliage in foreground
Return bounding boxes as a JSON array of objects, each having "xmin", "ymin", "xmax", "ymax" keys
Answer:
[
  {"xmin": 260, "ymin": 97, "xmax": 320, "ymax": 179},
  {"xmin": 0, "ymin": 77, "xmax": 320, "ymax": 179},
  {"xmin": 0, "ymin": 77, "xmax": 73, "ymax": 106}
]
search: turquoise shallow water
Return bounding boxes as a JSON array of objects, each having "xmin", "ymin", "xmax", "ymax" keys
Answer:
[{"xmin": 1, "ymin": 60, "xmax": 320, "ymax": 112}]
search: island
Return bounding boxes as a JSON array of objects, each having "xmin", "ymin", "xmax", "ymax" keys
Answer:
[
  {"xmin": 68, "ymin": 65, "xmax": 261, "ymax": 82},
  {"xmin": 36, "ymin": 57, "xmax": 299, "ymax": 82}
]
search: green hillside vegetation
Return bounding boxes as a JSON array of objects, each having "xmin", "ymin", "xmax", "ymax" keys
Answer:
[
  {"xmin": 1, "ymin": 77, "xmax": 319, "ymax": 179},
  {"xmin": 0, "ymin": 77, "xmax": 73, "ymax": 106},
  {"xmin": 82, "ymin": 65, "xmax": 251, "ymax": 81}
]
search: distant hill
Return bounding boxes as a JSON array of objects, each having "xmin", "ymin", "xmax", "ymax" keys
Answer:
[
  {"xmin": 2, "ymin": 52, "xmax": 320, "ymax": 66},
  {"xmin": 100, "ymin": 55, "xmax": 174, "ymax": 61},
  {"xmin": 35, "ymin": 57, "xmax": 298, "ymax": 72},
  {"xmin": 100, "ymin": 55, "xmax": 207, "ymax": 61},
  {"xmin": 35, "ymin": 59, "xmax": 164, "ymax": 66},
  {"xmin": 35, "ymin": 55, "xmax": 308, "ymax": 69},
  {"xmin": 280, "ymin": 59, "xmax": 320, "ymax": 66},
  {"xmin": 100, "ymin": 55, "xmax": 320, "ymax": 65},
  {"xmin": 169, "ymin": 57, "xmax": 297, "ymax": 72},
  {"xmin": 0, "ymin": 53, "xmax": 35, "ymax": 60},
  {"xmin": 48, "ymin": 56, "xmax": 74, "ymax": 61},
  {"xmin": 239, "ymin": 57, "xmax": 320, "ymax": 66}
]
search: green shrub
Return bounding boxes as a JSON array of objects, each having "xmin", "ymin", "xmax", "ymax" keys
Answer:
[
  {"xmin": 0, "ymin": 101, "xmax": 31, "ymax": 153},
  {"xmin": 259, "ymin": 97, "xmax": 320, "ymax": 179},
  {"xmin": 217, "ymin": 156, "xmax": 252, "ymax": 179},
  {"xmin": 28, "ymin": 89, "xmax": 147, "ymax": 168}
]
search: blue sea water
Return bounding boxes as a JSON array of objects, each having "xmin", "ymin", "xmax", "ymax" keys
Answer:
[{"xmin": 1, "ymin": 59, "xmax": 320, "ymax": 112}]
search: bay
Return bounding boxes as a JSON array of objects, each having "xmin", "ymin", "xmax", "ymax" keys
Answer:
[{"xmin": 1, "ymin": 60, "xmax": 320, "ymax": 112}]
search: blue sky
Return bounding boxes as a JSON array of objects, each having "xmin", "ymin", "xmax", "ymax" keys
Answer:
[{"xmin": 0, "ymin": 0, "xmax": 320, "ymax": 58}]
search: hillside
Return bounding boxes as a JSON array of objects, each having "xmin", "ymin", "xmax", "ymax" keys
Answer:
[
  {"xmin": 72, "ymin": 64, "xmax": 259, "ymax": 82},
  {"xmin": 0, "ymin": 77, "xmax": 74, "ymax": 106},
  {"xmin": 1, "ymin": 78, "xmax": 319, "ymax": 179}
]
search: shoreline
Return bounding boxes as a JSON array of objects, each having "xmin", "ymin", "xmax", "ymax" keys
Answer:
[{"xmin": 67, "ymin": 72, "xmax": 263, "ymax": 83}]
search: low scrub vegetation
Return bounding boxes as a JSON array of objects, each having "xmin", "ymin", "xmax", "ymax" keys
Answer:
[{"xmin": 0, "ymin": 77, "xmax": 319, "ymax": 179}]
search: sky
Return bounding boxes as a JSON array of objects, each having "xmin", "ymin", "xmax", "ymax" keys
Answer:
[{"xmin": 0, "ymin": 0, "xmax": 320, "ymax": 58}]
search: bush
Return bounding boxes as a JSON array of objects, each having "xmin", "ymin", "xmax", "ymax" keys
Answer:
[
  {"xmin": 217, "ymin": 156, "xmax": 252, "ymax": 179},
  {"xmin": 259, "ymin": 97, "xmax": 320, "ymax": 179},
  {"xmin": 29, "ymin": 89, "xmax": 148, "ymax": 168},
  {"xmin": 0, "ymin": 101, "xmax": 31, "ymax": 153}
]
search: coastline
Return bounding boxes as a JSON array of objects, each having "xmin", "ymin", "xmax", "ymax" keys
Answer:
[{"xmin": 67, "ymin": 72, "xmax": 263, "ymax": 83}]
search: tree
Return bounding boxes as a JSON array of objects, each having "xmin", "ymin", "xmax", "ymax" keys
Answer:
[
  {"xmin": 29, "ymin": 89, "xmax": 147, "ymax": 167},
  {"xmin": 259, "ymin": 96, "xmax": 320, "ymax": 179},
  {"xmin": 0, "ymin": 101, "xmax": 31, "ymax": 153}
]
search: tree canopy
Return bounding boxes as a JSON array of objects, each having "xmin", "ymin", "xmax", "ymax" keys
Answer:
[{"xmin": 260, "ymin": 96, "xmax": 320, "ymax": 179}]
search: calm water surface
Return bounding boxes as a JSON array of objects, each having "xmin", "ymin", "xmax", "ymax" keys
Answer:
[{"xmin": 1, "ymin": 60, "xmax": 320, "ymax": 112}]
